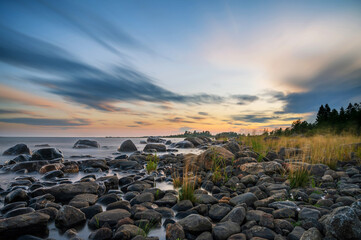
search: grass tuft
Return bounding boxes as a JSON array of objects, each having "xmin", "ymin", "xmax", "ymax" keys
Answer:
[
  {"xmin": 288, "ymin": 166, "xmax": 310, "ymax": 188},
  {"xmin": 146, "ymin": 154, "xmax": 159, "ymax": 173}
]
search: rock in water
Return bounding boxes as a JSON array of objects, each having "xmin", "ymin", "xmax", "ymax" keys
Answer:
[
  {"xmin": 178, "ymin": 214, "xmax": 212, "ymax": 234},
  {"xmin": 2, "ymin": 143, "xmax": 31, "ymax": 156},
  {"xmin": 32, "ymin": 182, "xmax": 100, "ymax": 202},
  {"xmin": 118, "ymin": 140, "xmax": 138, "ymax": 152},
  {"xmin": 175, "ymin": 140, "xmax": 195, "ymax": 148},
  {"xmin": 0, "ymin": 212, "xmax": 50, "ymax": 239},
  {"xmin": 88, "ymin": 209, "xmax": 131, "ymax": 229},
  {"xmin": 143, "ymin": 143, "xmax": 166, "ymax": 152},
  {"xmin": 31, "ymin": 148, "xmax": 63, "ymax": 160},
  {"xmin": 73, "ymin": 139, "xmax": 100, "ymax": 149},
  {"xmin": 55, "ymin": 205, "xmax": 86, "ymax": 229}
]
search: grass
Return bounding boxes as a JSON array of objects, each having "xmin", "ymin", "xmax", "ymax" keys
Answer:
[
  {"xmin": 288, "ymin": 166, "xmax": 311, "ymax": 188},
  {"xmin": 238, "ymin": 134, "xmax": 361, "ymax": 167},
  {"xmin": 179, "ymin": 181, "xmax": 196, "ymax": 202},
  {"xmin": 146, "ymin": 154, "xmax": 159, "ymax": 173},
  {"xmin": 210, "ymin": 147, "xmax": 230, "ymax": 183},
  {"xmin": 138, "ymin": 220, "xmax": 157, "ymax": 236}
]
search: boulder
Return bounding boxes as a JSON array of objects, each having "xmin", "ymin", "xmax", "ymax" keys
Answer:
[
  {"xmin": 223, "ymin": 141, "xmax": 241, "ymax": 154},
  {"xmin": 31, "ymin": 148, "xmax": 63, "ymax": 160},
  {"xmin": 0, "ymin": 212, "xmax": 49, "ymax": 239},
  {"xmin": 11, "ymin": 160, "xmax": 50, "ymax": 172},
  {"xmin": 5, "ymin": 189, "xmax": 29, "ymax": 203},
  {"xmin": 229, "ymin": 192, "xmax": 258, "ymax": 207},
  {"xmin": 212, "ymin": 221, "xmax": 241, "ymax": 240},
  {"xmin": 166, "ymin": 223, "xmax": 185, "ymax": 240},
  {"xmin": 118, "ymin": 140, "xmax": 138, "ymax": 152},
  {"xmin": 2, "ymin": 143, "xmax": 31, "ymax": 156},
  {"xmin": 73, "ymin": 139, "xmax": 100, "ymax": 148},
  {"xmin": 88, "ymin": 209, "xmax": 131, "ymax": 229},
  {"xmin": 185, "ymin": 137, "xmax": 205, "ymax": 147},
  {"xmin": 55, "ymin": 205, "xmax": 86, "ymax": 229},
  {"xmin": 300, "ymin": 227, "xmax": 322, "ymax": 240},
  {"xmin": 133, "ymin": 209, "xmax": 162, "ymax": 224},
  {"xmin": 196, "ymin": 146, "xmax": 234, "ymax": 170},
  {"xmin": 143, "ymin": 143, "xmax": 166, "ymax": 152},
  {"xmin": 324, "ymin": 206, "xmax": 361, "ymax": 239},
  {"xmin": 175, "ymin": 140, "xmax": 195, "ymax": 148},
  {"xmin": 147, "ymin": 136, "xmax": 165, "ymax": 143},
  {"xmin": 88, "ymin": 227, "xmax": 113, "ymax": 240},
  {"xmin": 221, "ymin": 206, "xmax": 246, "ymax": 224},
  {"xmin": 178, "ymin": 214, "xmax": 212, "ymax": 234},
  {"xmin": 209, "ymin": 203, "xmax": 232, "ymax": 221},
  {"xmin": 113, "ymin": 224, "xmax": 145, "ymax": 240},
  {"xmin": 32, "ymin": 182, "xmax": 100, "ymax": 202}
]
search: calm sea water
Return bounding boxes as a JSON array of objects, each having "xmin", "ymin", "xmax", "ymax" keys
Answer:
[{"xmin": 0, "ymin": 137, "xmax": 203, "ymax": 164}]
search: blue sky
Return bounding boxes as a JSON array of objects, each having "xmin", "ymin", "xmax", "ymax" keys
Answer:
[{"xmin": 0, "ymin": 0, "xmax": 361, "ymax": 136}]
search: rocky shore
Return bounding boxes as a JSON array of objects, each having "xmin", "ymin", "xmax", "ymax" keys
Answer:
[{"xmin": 0, "ymin": 137, "xmax": 361, "ymax": 240}]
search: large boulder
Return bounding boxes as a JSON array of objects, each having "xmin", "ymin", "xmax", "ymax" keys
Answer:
[
  {"xmin": 143, "ymin": 143, "xmax": 166, "ymax": 152},
  {"xmin": 31, "ymin": 148, "xmax": 63, "ymax": 160},
  {"xmin": 118, "ymin": 140, "xmax": 137, "ymax": 152},
  {"xmin": 185, "ymin": 137, "xmax": 205, "ymax": 147},
  {"xmin": 0, "ymin": 212, "xmax": 49, "ymax": 239},
  {"xmin": 113, "ymin": 224, "xmax": 145, "ymax": 240},
  {"xmin": 73, "ymin": 139, "xmax": 100, "ymax": 148},
  {"xmin": 55, "ymin": 205, "xmax": 86, "ymax": 229},
  {"xmin": 323, "ymin": 206, "xmax": 361, "ymax": 239},
  {"xmin": 32, "ymin": 182, "xmax": 101, "ymax": 202},
  {"xmin": 175, "ymin": 140, "xmax": 195, "ymax": 149},
  {"xmin": 195, "ymin": 146, "xmax": 234, "ymax": 170},
  {"xmin": 223, "ymin": 141, "xmax": 241, "ymax": 154},
  {"xmin": 178, "ymin": 214, "xmax": 212, "ymax": 234},
  {"xmin": 88, "ymin": 209, "xmax": 131, "ymax": 229},
  {"xmin": 221, "ymin": 206, "xmax": 246, "ymax": 224},
  {"xmin": 147, "ymin": 136, "xmax": 165, "ymax": 143},
  {"xmin": 2, "ymin": 143, "xmax": 31, "ymax": 156}
]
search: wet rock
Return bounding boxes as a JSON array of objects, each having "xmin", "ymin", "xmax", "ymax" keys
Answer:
[
  {"xmin": 4, "ymin": 207, "xmax": 34, "ymax": 218},
  {"xmin": 5, "ymin": 189, "xmax": 29, "ymax": 203},
  {"xmin": 133, "ymin": 209, "xmax": 162, "ymax": 224},
  {"xmin": 12, "ymin": 154, "xmax": 32, "ymax": 162},
  {"xmin": 0, "ymin": 201, "xmax": 27, "ymax": 214},
  {"xmin": 154, "ymin": 193, "xmax": 178, "ymax": 207},
  {"xmin": 229, "ymin": 192, "xmax": 258, "ymax": 206},
  {"xmin": 42, "ymin": 170, "xmax": 64, "ymax": 179},
  {"xmin": 0, "ymin": 212, "xmax": 50, "ymax": 239},
  {"xmin": 323, "ymin": 206, "xmax": 361, "ymax": 239},
  {"xmin": 178, "ymin": 214, "xmax": 212, "ymax": 234},
  {"xmin": 195, "ymin": 232, "xmax": 213, "ymax": 240},
  {"xmin": 31, "ymin": 147, "xmax": 63, "ymax": 160},
  {"xmin": 130, "ymin": 192, "xmax": 154, "ymax": 205},
  {"xmin": 143, "ymin": 143, "xmax": 166, "ymax": 152},
  {"xmin": 81, "ymin": 204, "xmax": 103, "ymax": 219},
  {"xmin": 71, "ymin": 194, "xmax": 98, "ymax": 205},
  {"xmin": 32, "ymin": 182, "xmax": 100, "ymax": 202},
  {"xmin": 79, "ymin": 159, "xmax": 109, "ymax": 171},
  {"xmin": 173, "ymin": 200, "xmax": 193, "ymax": 212},
  {"xmin": 37, "ymin": 207, "xmax": 58, "ymax": 220},
  {"xmin": 88, "ymin": 227, "xmax": 113, "ymax": 240},
  {"xmin": 147, "ymin": 136, "xmax": 165, "ymax": 143},
  {"xmin": 118, "ymin": 140, "xmax": 138, "ymax": 152},
  {"xmin": 3, "ymin": 143, "xmax": 31, "ymax": 156},
  {"xmin": 73, "ymin": 139, "xmax": 100, "ymax": 148},
  {"xmin": 97, "ymin": 193, "xmax": 120, "ymax": 205},
  {"xmin": 113, "ymin": 224, "xmax": 145, "ymax": 240},
  {"xmin": 221, "ymin": 206, "xmax": 246, "ymax": 224},
  {"xmin": 108, "ymin": 159, "xmax": 140, "ymax": 170},
  {"xmin": 89, "ymin": 209, "xmax": 131, "ymax": 229},
  {"xmin": 39, "ymin": 163, "xmax": 64, "ymax": 174},
  {"xmin": 166, "ymin": 223, "xmax": 185, "ymax": 240},
  {"xmin": 272, "ymin": 208, "xmax": 296, "ymax": 219},
  {"xmin": 55, "ymin": 205, "xmax": 86, "ymax": 229},
  {"xmin": 11, "ymin": 160, "xmax": 50, "ymax": 172},
  {"xmin": 175, "ymin": 140, "xmax": 194, "ymax": 148},
  {"xmin": 213, "ymin": 221, "xmax": 241, "ymax": 240},
  {"xmin": 106, "ymin": 201, "xmax": 131, "ymax": 211}
]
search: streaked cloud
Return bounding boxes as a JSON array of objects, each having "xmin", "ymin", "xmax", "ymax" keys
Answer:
[{"xmin": 0, "ymin": 118, "xmax": 90, "ymax": 126}]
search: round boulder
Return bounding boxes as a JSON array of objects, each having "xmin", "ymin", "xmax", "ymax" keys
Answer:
[
  {"xmin": 73, "ymin": 139, "xmax": 100, "ymax": 149},
  {"xmin": 31, "ymin": 148, "xmax": 63, "ymax": 160},
  {"xmin": 118, "ymin": 140, "xmax": 137, "ymax": 152},
  {"xmin": 2, "ymin": 143, "xmax": 31, "ymax": 156}
]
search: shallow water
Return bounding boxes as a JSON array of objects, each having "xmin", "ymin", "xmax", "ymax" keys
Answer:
[{"xmin": 0, "ymin": 137, "xmax": 200, "ymax": 239}]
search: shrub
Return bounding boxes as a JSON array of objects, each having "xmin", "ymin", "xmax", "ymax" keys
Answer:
[
  {"xmin": 146, "ymin": 154, "xmax": 159, "ymax": 173},
  {"xmin": 179, "ymin": 181, "xmax": 196, "ymax": 203}
]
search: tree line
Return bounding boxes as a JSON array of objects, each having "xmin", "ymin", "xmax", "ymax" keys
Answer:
[{"xmin": 269, "ymin": 102, "xmax": 361, "ymax": 136}]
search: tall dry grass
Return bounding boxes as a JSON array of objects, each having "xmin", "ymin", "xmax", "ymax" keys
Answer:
[{"xmin": 239, "ymin": 134, "xmax": 361, "ymax": 168}]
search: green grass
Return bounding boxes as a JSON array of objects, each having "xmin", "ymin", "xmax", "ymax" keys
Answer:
[
  {"xmin": 288, "ymin": 167, "xmax": 311, "ymax": 188},
  {"xmin": 138, "ymin": 220, "xmax": 156, "ymax": 236},
  {"xmin": 179, "ymin": 181, "xmax": 196, "ymax": 203},
  {"xmin": 146, "ymin": 154, "xmax": 159, "ymax": 173}
]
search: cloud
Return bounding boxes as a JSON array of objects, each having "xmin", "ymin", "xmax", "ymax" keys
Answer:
[
  {"xmin": 165, "ymin": 117, "xmax": 195, "ymax": 124},
  {"xmin": 231, "ymin": 114, "xmax": 279, "ymax": 123},
  {"xmin": 231, "ymin": 94, "xmax": 259, "ymax": 105},
  {"xmin": 186, "ymin": 116, "xmax": 206, "ymax": 120},
  {"xmin": 34, "ymin": 0, "xmax": 150, "ymax": 54},
  {"xmin": 134, "ymin": 121, "xmax": 152, "ymax": 126},
  {"xmin": 198, "ymin": 112, "xmax": 208, "ymax": 115},
  {"xmin": 0, "ymin": 27, "xmax": 225, "ymax": 112},
  {"xmin": 0, "ymin": 118, "xmax": 90, "ymax": 126},
  {"xmin": 179, "ymin": 127, "xmax": 192, "ymax": 132}
]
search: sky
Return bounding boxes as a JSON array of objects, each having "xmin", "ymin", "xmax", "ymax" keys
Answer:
[{"xmin": 0, "ymin": 0, "xmax": 361, "ymax": 137}]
